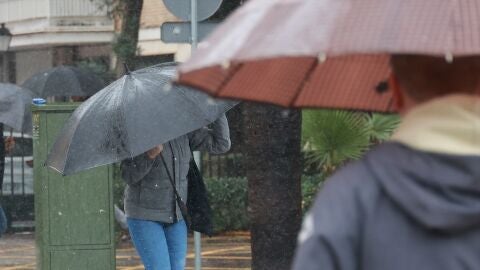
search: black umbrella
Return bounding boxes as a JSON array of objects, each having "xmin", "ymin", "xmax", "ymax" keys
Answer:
[
  {"xmin": 21, "ymin": 65, "xmax": 105, "ymax": 98},
  {"xmin": 0, "ymin": 83, "xmax": 34, "ymax": 134},
  {"xmin": 46, "ymin": 63, "xmax": 237, "ymax": 175}
]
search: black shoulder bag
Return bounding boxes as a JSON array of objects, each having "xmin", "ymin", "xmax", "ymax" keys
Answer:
[
  {"xmin": 186, "ymin": 155, "xmax": 213, "ymax": 236},
  {"xmin": 159, "ymin": 151, "xmax": 213, "ymax": 236}
]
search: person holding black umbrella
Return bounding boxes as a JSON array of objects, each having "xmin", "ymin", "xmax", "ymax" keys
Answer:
[
  {"xmin": 0, "ymin": 123, "xmax": 15, "ymax": 237},
  {"xmin": 121, "ymin": 114, "xmax": 230, "ymax": 270},
  {"xmin": 293, "ymin": 55, "xmax": 480, "ymax": 270}
]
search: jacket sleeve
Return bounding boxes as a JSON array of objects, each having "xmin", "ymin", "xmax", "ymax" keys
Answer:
[
  {"xmin": 292, "ymin": 163, "xmax": 368, "ymax": 270},
  {"xmin": 188, "ymin": 114, "xmax": 231, "ymax": 154},
  {"xmin": 120, "ymin": 152, "xmax": 156, "ymax": 185}
]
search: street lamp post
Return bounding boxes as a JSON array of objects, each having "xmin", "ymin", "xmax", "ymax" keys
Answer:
[{"xmin": 0, "ymin": 23, "xmax": 12, "ymax": 83}]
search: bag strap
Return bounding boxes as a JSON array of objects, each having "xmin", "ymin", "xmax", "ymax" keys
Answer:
[
  {"xmin": 159, "ymin": 144, "xmax": 191, "ymax": 227},
  {"xmin": 159, "ymin": 152, "xmax": 183, "ymax": 204}
]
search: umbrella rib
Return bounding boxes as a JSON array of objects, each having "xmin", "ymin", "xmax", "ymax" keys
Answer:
[
  {"xmin": 119, "ymin": 75, "xmax": 133, "ymax": 157},
  {"xmin": 216, "ymin": 63, "xmax": 244, "ymax": 95},
  {"xmin": 289, "ymin": 59, "xmax": 319, "ymax": 107},
  {"xmin": 57, "ymin": 108, "xmax": 86, "ymax": 174},
  {"xmin": 35, "ymin": 71, "xmax": 50, "ymax": 98}
]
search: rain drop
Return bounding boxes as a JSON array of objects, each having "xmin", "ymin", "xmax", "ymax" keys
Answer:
[
  {"xmin": 172, "ymin": 71, "xmax": 179, "ymax": 81},
  {"xmin": 207, "ymin": 97, "xmax": 217, "ymax": 105},
  {"xmin": 163, "ymin": 83, "xmax": 172, "ymax": 92},
  {"xmin": 445, "ymin": 52, "xmax": 454, "ymax": 63},
  {"xmin": 281, "ymin": 110, "xmax": 290, "ymax": 118},
  {"xmin": 173, "ymin": 26, "xmax": 181, "ymax": 35},
  {"xmin": 221, "ymin": 60, "xmax": 231, "ymax": 70},
  {"xmin": 318, "ymin": 53, "xmax": 327, "ymax": 63},
  {"xmin": 58, "ymin": 212, "xmax": 63, "ymax": 216}
]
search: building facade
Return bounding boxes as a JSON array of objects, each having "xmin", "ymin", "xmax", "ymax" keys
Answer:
[{"xmin": 0, "ymin": 0, "xmax": 189, "ymax": 85}]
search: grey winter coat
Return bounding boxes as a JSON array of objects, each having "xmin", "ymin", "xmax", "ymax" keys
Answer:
[
  {"xmin": 293, "ymin": 142, "xmax": 480, "ymax": 270},
  {"xmin": 121, "ymin": 115, "xmax": 230, "ymax": 223}
]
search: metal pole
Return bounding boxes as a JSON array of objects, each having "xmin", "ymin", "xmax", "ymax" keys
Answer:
[
  {"xmin": 191, "ymin": 2, "xmax": 201, "ymax": 269},
  {"xmin": 193, "ymin": 152, "xmax": 202, "ymax": 270},
  {"xmin": 9, "ymin": 128, "xmax": 13, "ymax": 196},
  {"xmin": 191, "ymin": 0, "xmax": 198, "ymax": 48}
]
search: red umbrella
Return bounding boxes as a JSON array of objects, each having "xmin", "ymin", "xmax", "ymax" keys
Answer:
[{"xmin": 177, "ymin": 0, "xmax": 480, "ymax": 112}]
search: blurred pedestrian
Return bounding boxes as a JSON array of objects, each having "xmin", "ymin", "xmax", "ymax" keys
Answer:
[
  {"xmin": 0, "ymin": 123, "xmax": 15, "ymax": 237},
  {"xmin": 293, "ymin": 55, "xmax": 480, "ymax": 270},
  {"xmin": 121, "ymin": 115, "xmax": 230, "ymax": 270}
]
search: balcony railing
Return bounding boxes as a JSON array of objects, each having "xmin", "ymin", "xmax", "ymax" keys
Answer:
[{"xmin": 0, "ymin": 0, "xmax": 109, "ymax": 24}]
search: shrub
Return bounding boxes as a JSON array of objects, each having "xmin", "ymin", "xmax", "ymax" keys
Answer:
[
  {"xmin": 301, "ymin": 174, "xmax": 326, "ymax": 213},
  {"xmin": 205, "ymin": 177, "xmax": 249, "ymax": 233},
  {"xmin": 204, "ymin": 174, "xmax": 326, "ymax": 233},
  {"xmin": 112, "ymin": 163, "xmax": 126, "ymax": 209},
  {"xmin": 113, "ymin": 169, "xmax": 326, "ymax": 234}
]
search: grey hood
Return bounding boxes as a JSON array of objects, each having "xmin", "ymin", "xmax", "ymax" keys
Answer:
[{"xmin": 367, "ymin": 143, "xmax": 480, "ymax": 233}]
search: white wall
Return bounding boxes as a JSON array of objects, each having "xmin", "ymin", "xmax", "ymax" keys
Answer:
[{"xmin": 0, "ymin": 0, "xmax": 49, "ymax": 22}]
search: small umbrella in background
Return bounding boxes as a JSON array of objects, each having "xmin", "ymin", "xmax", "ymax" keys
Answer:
[
  {"xmin": 0, "ymin": 83, "xmax": 34, "ymax": 134},
  {"xmin": 46, "ymin": 62, "xmax": 237, "ymax": 176},
  {"xmin": 177, "ymin": 0, "xmax": 480, "ymax": 111},
  {"xmin": 21, "ymin": 65, "xmax": 105, "ymax": 98}
]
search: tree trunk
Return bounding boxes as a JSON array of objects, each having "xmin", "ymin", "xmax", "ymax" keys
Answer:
[
  {"xmin": 243, "ymin": 103, "xmax": 303, "ymax": 270},
  {"xmin": 113, "ymin": 0, "xmax": 144, "ymax": 76}
]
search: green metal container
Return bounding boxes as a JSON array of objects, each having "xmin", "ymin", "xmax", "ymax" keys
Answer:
[{"xmin": 32, "ymin": 104, "xmax": 115, "ymax": 270}]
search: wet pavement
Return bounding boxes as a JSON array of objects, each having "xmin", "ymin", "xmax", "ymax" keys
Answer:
[{"xmin": 0, "ymin": 231, "xmax": 251, "ymax": 270}]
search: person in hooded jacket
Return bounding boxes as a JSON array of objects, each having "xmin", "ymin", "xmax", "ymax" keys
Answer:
[
  {"xmin": 292, "ymin": 55, "xmax": 480, "ymax": 270},
  {"xmin": 121, "ymin": 115, "xmax": 230, "ymax": 270}
]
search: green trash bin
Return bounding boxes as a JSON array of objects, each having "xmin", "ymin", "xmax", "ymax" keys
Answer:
[{"xmin": 32, "ymin": 104, "xmax": 116, "ymax": 270}]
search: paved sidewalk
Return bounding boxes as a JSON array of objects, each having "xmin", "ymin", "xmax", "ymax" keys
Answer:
[{"xmin": 0, "ymin": 232, "xmax": 251, "ymax": 270}]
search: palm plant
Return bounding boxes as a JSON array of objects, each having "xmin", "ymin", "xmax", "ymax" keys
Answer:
[
  {"xmin": 302, "ymin": 110, "xmax": 371, "ymax": 174},
  {"xmin": 366, "ymin": 113, "xmax": 401, "ymax": 143},
  {"xmin": 302, "ymin": 110, "xmax": 400, "ymax": 175}
]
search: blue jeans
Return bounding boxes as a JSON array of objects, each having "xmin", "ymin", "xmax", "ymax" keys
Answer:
[
  {"xmin": 127, "ymin": 218, "xmax": 187, "ymax": 270},
  {"xmin": 0, "ymin": 205, "xmax": 7, "ymax": 237}
]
